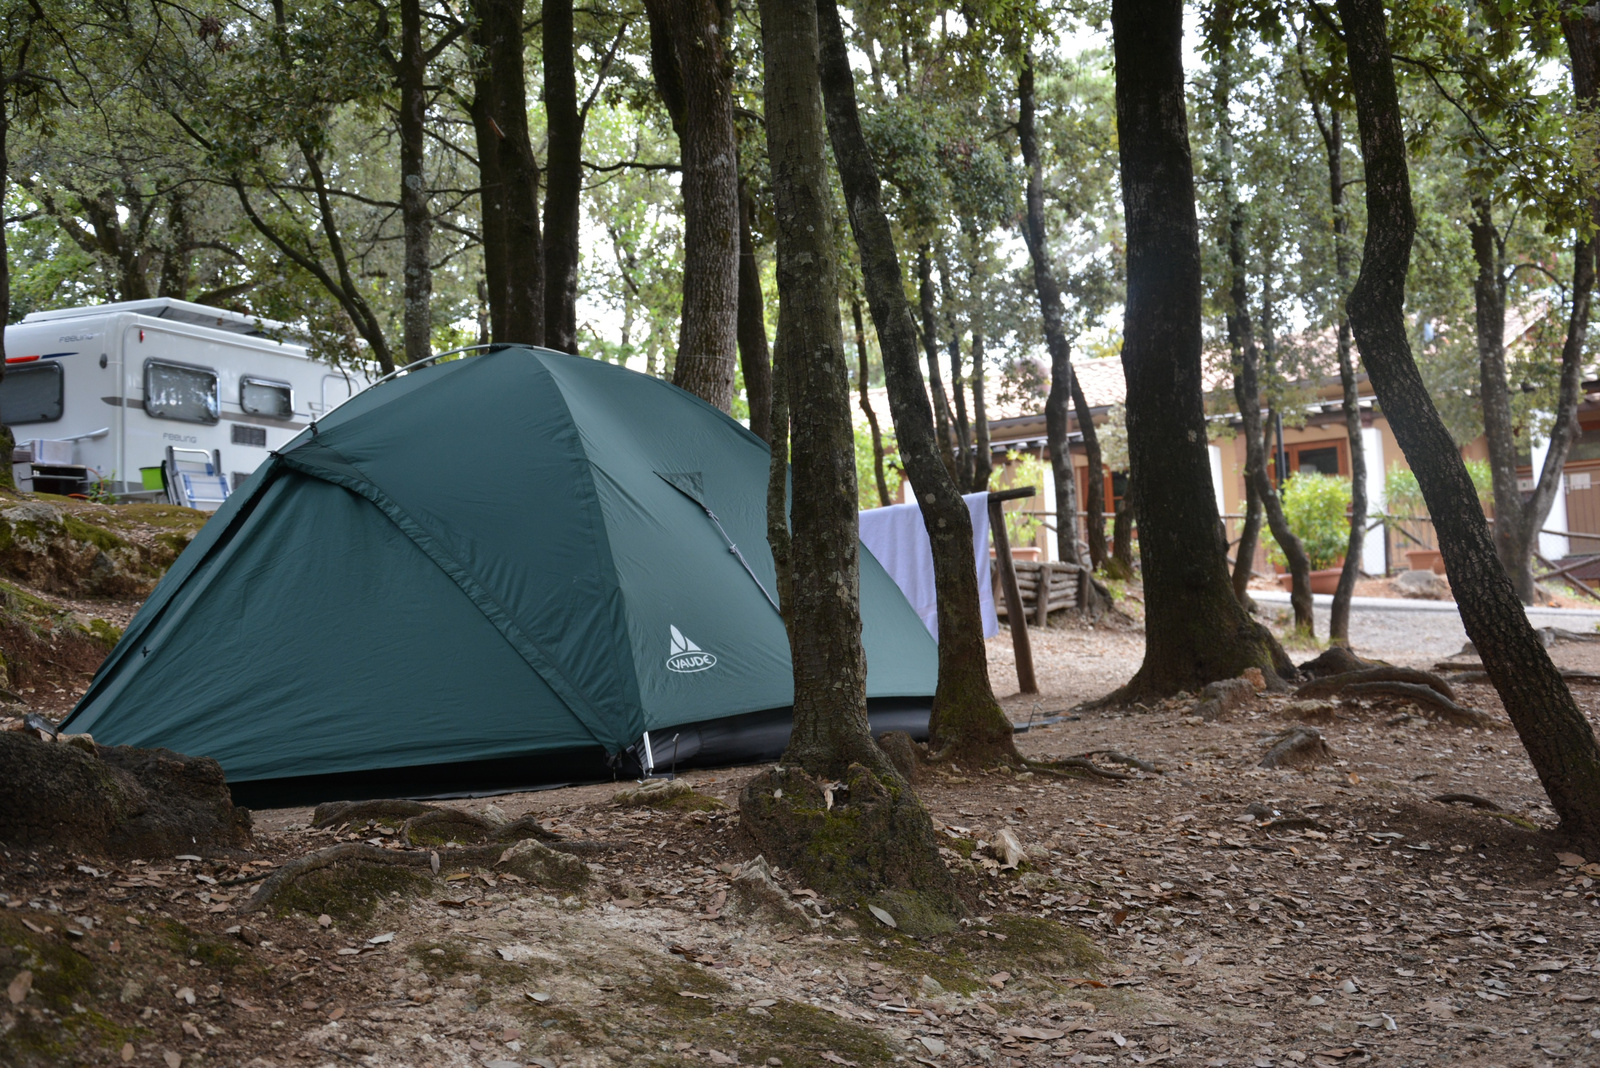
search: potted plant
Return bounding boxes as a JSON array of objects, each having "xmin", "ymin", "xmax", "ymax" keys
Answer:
[
  {"xmin": 1265, "ymin": 472, "xmax": 1353, "ymax": 594},
  {"xmin": 1384, "ymin": 462, "xmax": 1492, "ymax": 574}
]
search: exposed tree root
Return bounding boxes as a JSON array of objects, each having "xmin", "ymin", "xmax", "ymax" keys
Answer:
[
  {"xmin": 1295, "ymin": 666, "xmax": 1456, "ymax": 702},
  {"xmin": 1432, "ymin": 792, "xmax": 1503, "ymax": 811},
  {"xmin": 1075, "ymin": 750, "xmax": 1164, "ymax": 773},
  {"xmin": 1339, "ymin": 681, "xmax": 1496, "ymax": 728},
  {"xmin": 1297, "ymin": 645, "xmax": 1386, "ymax": 678},
  {"xmin": 1024, "ymin": 756, "xmax": 1133, "ymax": 782},
  {"xmin": 240, "ymin": 843, "xmax": 506, "ymax": 913}
]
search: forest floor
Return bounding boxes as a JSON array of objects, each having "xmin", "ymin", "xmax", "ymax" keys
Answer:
[{"xmin": 6, "ymin": 556, "xmax": 1600, "ymax": 1067}]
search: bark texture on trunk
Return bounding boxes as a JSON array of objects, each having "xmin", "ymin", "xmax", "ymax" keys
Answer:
[
  {"xmin": 1019, "ymin": 53, "xmax": 1083, "ymax": 568},
  {"xmin": 542, "ymin": 0, "xmax": 581, "ymax": 353},
  {"xmin": 1338, "ymin": 0, "xmax": 1600, "ymax": 846},
  {"xmin": 471, "ymin": 0, "xmax": 543, "ymax": 345},
  {"xmin": 758, "ymin": 0, "xmax": 889, "ymax": 781},
  {"xmin": 917, "ymin": 246, "xmax": 957, "ymax": 478},
  {"xmin": 818, "ymin": 0, "xmax": 1017, "ymax": 763},
  {"xmin": 853, "ymin": 296, "xmax": 893, "ymax": 507},
  {"xmin": 1108, "ymin": 0, "xmax": 1290, "ymax": 698},
  {"xmin": 398, "ymin": 0, "xmax": 432, "ymax": 366},
  {"xmin": 737, "ymin": 177, "xmax": 774, "ymax": 442},
  {"xmin": 647, "ymin": 0, "xmax": 740, "ymax": 410}
]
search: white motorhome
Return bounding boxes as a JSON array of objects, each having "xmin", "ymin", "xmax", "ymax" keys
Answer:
[{"xmin": 1, "ymin": 298, "xmax": 372, "ymax": 505}]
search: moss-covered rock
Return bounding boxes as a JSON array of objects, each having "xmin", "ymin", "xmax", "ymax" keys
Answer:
[
  {"xmin": 613, "ymin": 779, "xmax": 724, "ymax": 811},
  {"xmin": 739, "ymin": 763, "xmax": 962, "ymax": 927},
  {"xmin": 496, "ymin": 839, "xmax": 590, "ymax": 891},
  {"xmin": 269, "ymin": 861, "xmax": 435, "ymax": 922}
]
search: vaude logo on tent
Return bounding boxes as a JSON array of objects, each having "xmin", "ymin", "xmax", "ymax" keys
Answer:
[{"xmin": 666, "ymin": 625, "xmax": 717, "ymax": 673}]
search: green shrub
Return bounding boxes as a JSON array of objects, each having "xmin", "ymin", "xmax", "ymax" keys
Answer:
[
  {"xmin": 1383, "ymin": 461, "xmax": 1492, "ymax": 523},
  {"xmin": 1264, "ymin": 472, "xmax": 1352, "ymax": 570}
]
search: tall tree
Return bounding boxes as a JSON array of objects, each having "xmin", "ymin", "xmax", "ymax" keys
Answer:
[
  {"xmin": 1108, "ymin": 0, "xmax": 1291, "ymax": 699},
  {"xmin": 757, "ymin": 0, "xmax": 884, "ymax": 779},
  {"xmin": 1209, "ymin": 8, "xmax": 1314, "ymax": 634},
  {"xmin": 1337, "ymin": 0, "xmax": 1600, "ymax": 845},
  {"xmin": 470, "ymin": 0, "xmax": 544, "ymax": 345},
  {"xmin": 818, "ymin": 0, "xmax": 1019, "ymax": 764},
  {"xmin": 1304, "ymin": 82, "xmax": 1368, "ymax": 644},
  {"xmin": 965, "ymin": 230, "xmax": 993, "ymax": 493},
  {"xmin": 737, "ymin": 177, "xmax": 774, "ymax": 441},
  {"xmin": 541, "ymin": 0, "xmax": 581, "ymax": 353},
  {"xmin": 645, "ymin": 0, "xmax": 740, "ymax": 410},
  {"xmin": 1019, "ymin": 50, "xmax": 1083, "ymax": 569},
  {"xmin": 396, "ymin": 0, "xmax": 432, "ymax": 366},
  {"xmin": 852, "ymin": 294, "xmax": 893, "ymax": 506},
  {"xmin": 916, "ymin": 245, "xmax": 958, "ymax": 476},
  {"xmin": 938, "ymin": 242, "xmax": 974, "ymax": 489}
]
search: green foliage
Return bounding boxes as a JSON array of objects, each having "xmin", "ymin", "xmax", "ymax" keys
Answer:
[
  {"xmin": 1383, "ymin": 461, "xmax": 1493, "ymax": 523},
  {"xmin": 854, "ymin": 422, "xmax": 903, "ymax": 510},
  {"xmin": 1263, "ymin": 472, "xmax": 1352, "ymax": 570},
  {"xmin": 995, "ymin": 450, "xmax": 1047, "ymax": 546}
]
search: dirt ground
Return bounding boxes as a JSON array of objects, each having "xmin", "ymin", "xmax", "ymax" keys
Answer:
[{"xmin": 7, "ymin": 598, "xmax": 1600, "ymax": 1068}]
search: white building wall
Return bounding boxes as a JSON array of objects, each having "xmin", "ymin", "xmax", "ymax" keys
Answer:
[{"xmin": 1531, "ymin": 433, "xmax": 1571, "ymax": 559}]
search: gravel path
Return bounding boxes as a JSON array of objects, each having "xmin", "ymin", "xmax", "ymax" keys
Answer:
[{"xmin": 1252, "ymin": 590, "xmax": 1600, "ymax": 663}]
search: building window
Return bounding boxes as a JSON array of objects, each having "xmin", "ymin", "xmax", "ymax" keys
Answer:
[
  {"xmin": 1270, "ymin": 439, "xmax": 1348, "ymax": 480},
  {"xmin": 0, "ymin": 362, "xmax": 64, "ymax": 424},
  {"xmin": 145, "ymin": 360, "xmax": 219, "ymax": 424},
  {"xmin": 240, "ymin": 377, "xmax": 293, "ymax": 419}
]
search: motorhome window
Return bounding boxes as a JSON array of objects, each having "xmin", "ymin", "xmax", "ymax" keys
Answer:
[
  {"xmin": 144, "ymin": 360, "xmax": 219, "ymax": 424},
  {"xmin": 0, "ymin": 362, "xmax": 64, "ymax": 424},
  {"xmin": 240, "ymin": 377, "xmax": 293, "ymax": 419}
]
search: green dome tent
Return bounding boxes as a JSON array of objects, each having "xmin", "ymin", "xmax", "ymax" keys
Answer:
[{"xmin": 61, "ymin": 347, "xmax": 937, "ymax": 805}]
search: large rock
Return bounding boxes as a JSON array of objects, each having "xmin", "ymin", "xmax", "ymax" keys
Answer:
[
  {"xmin": 0, "ymin": 500, "xmax": 175, "ymax": 598},
  {"xmin": 1393, "ymin": 569, "xmax": 1451, "ymax": 600},
  {"xmin": 0, "ymin": 731, "xmax": 251, "ymax": 858}
]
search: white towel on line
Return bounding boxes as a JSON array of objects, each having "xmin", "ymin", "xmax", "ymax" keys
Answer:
[{"xmin": 858, "ymin": 491, "xmax": 998, "ymax": 641}]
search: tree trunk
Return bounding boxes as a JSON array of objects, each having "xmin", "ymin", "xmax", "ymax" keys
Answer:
[
  {"xmin": 758, "ymin": 0, "xmax": 889, "ymax": 781},
  {"xmin": 1468, "ymin": 196, "xmax": 1527, "ymax": 600},
  {"xmin": 1308, "ymin": 100, "xmax": 1368, "ymax": 645},
  {"xmin": 916, "ymin": 246, "xmax": 957, "ymax": 478},
  {"xmin": 1107, "ymin": 0, "xmax": 1291, "ymax": 700},
  {"xmin": 853, "ymin": 296, "xmax": 892, "ymax": 507},
  {"xmin": 1213, "ymin": 10, "xmax": 1313, "ymax": 632},
  {"xmin": 647, "ymin": 0, "xmax": 740, "ymax": 411},
  {"xmin": 472, "ymin": 0, "xmax": 544, "ymax": 345},
  {"xmin": 542, "ymin": 0, "xmax": 581, "ymax": 353},
  {"xmin": 1232, "ymin": 463, "xmax": 1262, "ymax": 607},
  {"xmin": 738, "ymin": 177, "xmax": 774, "ymax": 442},
  {"xmin": 1111, "ymin": 474, "xmax": 1135, "ymax": 578},
  {"xmin": 1338, "ymin": 0, "xmax": 1600, "ymax": 846},
  {"xmin": 1019, "ymin": 51, "xmax": 1083, "ymax": 569},
  {"xmin": 1072, "ymin": 373, "xmax": 1107, "ymax": 570},
  {"xmin": 469, "ymin": 68, "xmax": 509, "ymax": 343},
  {"xmin": 0, "ymin": 89, "xmax": 13, "ymax": 488},
  {"xmin": 398, "ymin": 0, "xmax": 432, "ymax": 366},
  {"xmin": 818, "ymin": 0, "xmax": 1018, "ymax": 764},
  {"xmin": 938, "ymin": 243, "xmax": 973, "ymax": 489},
  {"xmin": 967, "ymin": 234, "xmax": 993, "ymax": 493},
  {"xmin": 158, "ymin": 190, "xmax": 192, "ymax": 300}
]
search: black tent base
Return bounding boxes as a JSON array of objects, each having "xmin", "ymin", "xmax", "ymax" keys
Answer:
[{"xmin": 228, "ymin": 698, "xmax": 932, "ymax": 810}]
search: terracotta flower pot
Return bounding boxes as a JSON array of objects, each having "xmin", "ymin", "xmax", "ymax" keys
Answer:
[
  {"xmin": 1404, "ymin": 548, "xmax": 1445, "ymax": 574},
  {"xmin": 1278, "ymin": 568, "xmax": 1344, "ymax": 595}
]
